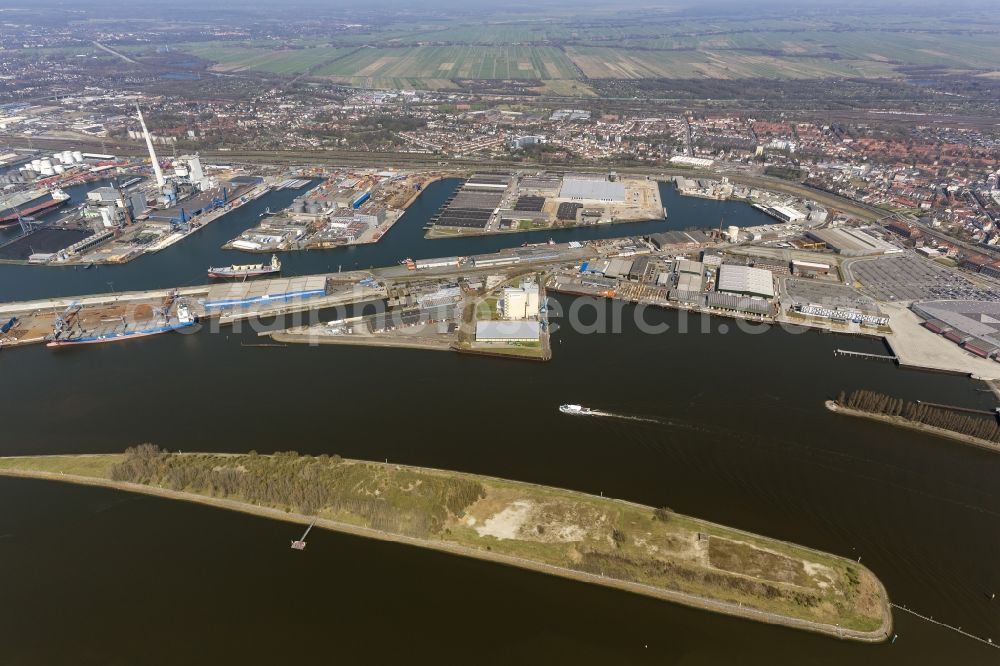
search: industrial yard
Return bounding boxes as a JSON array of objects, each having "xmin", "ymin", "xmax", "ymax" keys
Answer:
[
  {"xmin": 4, "ymin": 169, "xmax": 1000, "ymax": 379},
  {"xmin": 271, "ymin": 263, "xmax": 554, "ymax": 361},
  {"xmin": 0, "ymin": 116, "xmax": 276, "ymax": 267},
  {"xmin": 425, "ymin": 171, "xmax": 664, "ymax": 238},
  {"xmin": 222, "ymin": 170, "xmax": 441, "ymax": 252}
]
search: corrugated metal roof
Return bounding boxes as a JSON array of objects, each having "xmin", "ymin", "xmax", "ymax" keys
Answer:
[
  {"xmin": 476, "ymin": 320, "xmax": 539, "ymax": 341},
  {"xmin": 559, "ymin": 178, "xmax": 625, "ymax": 201}
]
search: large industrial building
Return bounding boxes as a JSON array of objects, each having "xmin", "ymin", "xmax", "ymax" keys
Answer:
[
  {"xmin": 560, "ymin": 177, "xmax": 625, "ymax": 202},
  {"xmin": 501, "ymin": 283, "xmax": 540, "ymax": 320},
  {"xmin": 717, "ymin": 264, "xmax": 775, "ymax": 299},
  {"xmin": 805, "ymin": 227, "xmax": 901, "ymax": 257},
  {"xmin": 911, "ymin": 300, "xmax": 1000, "ymax": 358},
  {"xmin": 475, "ymin": 320, "xmax": 540, "ymax": 342}
]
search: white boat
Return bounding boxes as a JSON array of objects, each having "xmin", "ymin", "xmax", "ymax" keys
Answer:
[{"xmin": 559, "ymin": 404, "xmax": 594, "ymax": 415}]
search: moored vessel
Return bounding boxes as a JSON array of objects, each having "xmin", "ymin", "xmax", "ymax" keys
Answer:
[
  {"xmin": 0, "ymin": 188, "xmax": 71, "ymax": 226},
  {"xmin": 207, "ymin": 254, "xmax": 281, "ymax": 279},
  {"xmin": 46, "ymin": 301, "xmax": 197, "ymax": 347}
]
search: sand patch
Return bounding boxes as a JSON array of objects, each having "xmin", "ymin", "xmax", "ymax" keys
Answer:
[
  {"xmin": 475, "ymin": 500, "xmax": 534, "ymax": 540},
  {"xmin": 803, "ymin": 561, "xmax": 837, "ymax": 589}
]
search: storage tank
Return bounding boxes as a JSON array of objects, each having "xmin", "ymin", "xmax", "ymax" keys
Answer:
[
  {"xmin": 727, "ymin": 225, "xmax": 739, "ymax": 242},
  {"xmin": 291, "ymin": 201, "xmax": 306, "ymax": 214},
  {"xmin": 307, "ymin": 201, "xmax": 321, "ymax": 214},
  {"xmin": 53, "ymin": 165, "xmax": 65, "ymax": 174},
  {"xmin": 72, "ymin": 151, "xmax": 83, "ymax": 163}
]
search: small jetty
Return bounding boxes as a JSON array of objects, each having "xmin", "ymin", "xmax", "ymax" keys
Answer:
[
  {"xmin": 834, "ymin": 348, "xmax": 898, "ymax": 363},
  {"xmin": 291, "ymin": 518, "xmax": 316, "ymax": 550}
]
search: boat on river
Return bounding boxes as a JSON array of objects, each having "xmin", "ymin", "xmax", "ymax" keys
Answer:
[{"xmin": 559, "ymin": 404, "xmax": 594, "ymax": 415}]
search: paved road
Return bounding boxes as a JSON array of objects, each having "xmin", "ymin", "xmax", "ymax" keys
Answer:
[{"xmin": 92, "ymin": 41, "xmax": 140, "ymax": 65}]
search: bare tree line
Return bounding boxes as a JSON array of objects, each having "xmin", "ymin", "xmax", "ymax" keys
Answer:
[{"xmin": 837, "ymin": 390, "xmax": 1000, "ymax": 444}]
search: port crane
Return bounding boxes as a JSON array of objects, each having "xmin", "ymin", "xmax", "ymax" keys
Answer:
[
  {"xmin": 291, "ymin": 518, "xmax": 316, "ymax": 550},
  {"xmin": 154, "ymin": 290, "xmax": 178, "ymax": 319},
  {"xmin": 169, "ymin": 208, "xmax": 190, "ymax": 229},
  {"xmin": 211, "ymin": 187, "xmax": 228, "ymax": 209},
  {"xmin": 49, "ymin": 302, "xmax": 83, "ymax": 340}
]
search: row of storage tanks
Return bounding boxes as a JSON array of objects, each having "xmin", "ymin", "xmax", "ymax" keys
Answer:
[{"xmin": 20, "ymin": 151, "xmax": 85, "ymax": 177}]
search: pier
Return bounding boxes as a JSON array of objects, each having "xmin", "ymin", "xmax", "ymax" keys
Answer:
[{"xmin": 833, "ymin": 348, "xmax": 898, "ymax": 363}]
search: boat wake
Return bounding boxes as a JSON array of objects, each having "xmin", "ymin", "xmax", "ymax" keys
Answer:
[
  {"xmin": 587, "ymin": 410, "xmax": 661, "ymax": 424},
  {"xmin": 560, "ymin": 405, "xmax": 660, "ymax": 423}
]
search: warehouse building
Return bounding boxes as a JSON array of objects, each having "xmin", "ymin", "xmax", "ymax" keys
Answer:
[
  {"xmin": 464, "ymin": 173, "xmax": 510, "ymax": 190},
  {"xmin": 706, "ymin": 292, "xmax": 772, "ymax": 316},
  {"xmin": 805, "ymin": 228, "xmax": 901, "ymax": 257},
  {"xmin": 475, "ymin": 320, "xmax": 540, "ymax": 342},
  {"xmin": 677, "ymin": 259, "xmax": 703, "ymax": 276},
  {"xmin": 751, "ymin": 257, "xmax": 790, "ymax": 276},
  {"xmin": 911, "ymin": 300, "xmax": 1000, "ymax": 357},
  {"xmin": 471, "ymin": 253, "xmax": 520, "ymax": 268},
  {"xmin": 791, "ymin": 259, "xmax": 832, "ymax": 276},
  {"xmin": 603, "ymin": 257, "xmax": 634, "ymax": 279},
  {"xmin": 763, "ymin": 204, "xmax": 807, "ymax": 223},
  {"xmin": 502, "ymin": 283, "xmax": 540, "ymax": 319},
  {"xmin": 796, "ymin": 304, "xmax": 889, "ymax": 327},
  {"xmin": 560, "ymin": 177, "xmax": 625, "ymax": 202},
  {"xmin": 717, "ymin": 264, "xmax": 775, "ymax": 299}
]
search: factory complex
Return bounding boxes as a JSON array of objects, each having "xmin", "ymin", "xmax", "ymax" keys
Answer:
[
  {"xmin": 223, "ymin": 170, "xmax": 440, "ymax": 252},
  {"xmin": 0, "ymin": 105, "xmax": 272, "ymax": 265},
  {"xmin": 427, "ymin": 171, "xmax": 664, "ymax": 237}
]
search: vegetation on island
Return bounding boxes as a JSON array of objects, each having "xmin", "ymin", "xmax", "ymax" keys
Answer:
[
  {"xmin": 0, "ymin": 446, "xmax": 889, "ymax": 636},
  {"xmin": 836, "ymin": 390, "xmax": 1000, "ymax": 444}
]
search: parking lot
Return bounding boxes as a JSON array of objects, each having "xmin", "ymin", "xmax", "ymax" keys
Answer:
[
  {"xmin": 783, "ymin": 278, "xmax": 878, "ymax": 312},
  {"xmin": 852, "ymin": 254, "xmax": 1000, "ymax": 302}
]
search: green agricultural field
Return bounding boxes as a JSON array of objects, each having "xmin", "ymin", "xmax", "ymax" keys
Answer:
[
  {"xmin": 313, "ymin": 45, "xmax": 578, "ymax": 80},
  {"xmin": 169, "ymin": 11, "xmax": 1000, "ymax": 88},
  {"xmin": 181, "ymin": 43, "xmax": 352, "ymax": 75},
  {"xmin": 565, "ymin": 46, "xmax": 900, "ymax": 80}
]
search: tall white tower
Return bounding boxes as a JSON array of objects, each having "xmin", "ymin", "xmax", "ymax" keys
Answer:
[{"xmin": 135, "ymin": 103, "xmax": 165, "ymax": 188}]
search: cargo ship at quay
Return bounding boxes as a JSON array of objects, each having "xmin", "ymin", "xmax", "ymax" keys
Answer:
[
  {"xmin": 45, "ymin": 300, "xmax": 197, "ymax": 347},
  {"xmin": 207, "ymin": 254, "xmax": 282, "ymax": 279},
  {"xmin": 0, "ymin": 188, "xmax": 71, "ymax": 226}
]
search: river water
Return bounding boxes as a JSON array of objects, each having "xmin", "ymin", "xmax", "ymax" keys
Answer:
[{"xmin": 1, "ymin": 180, "xmax": 998, "ymax": 665}]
